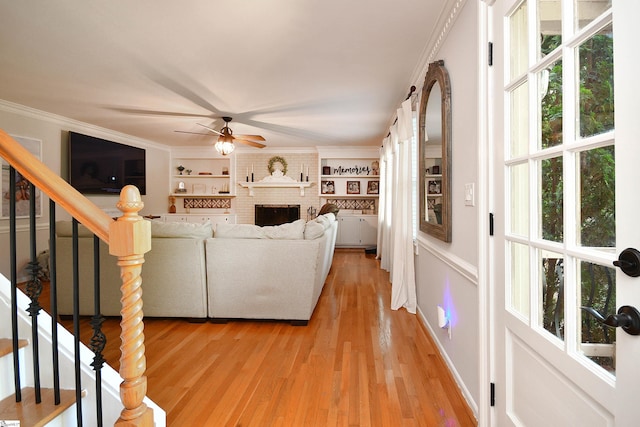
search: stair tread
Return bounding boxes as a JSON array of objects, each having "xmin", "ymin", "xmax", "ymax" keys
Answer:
[
  {"xmin": 0, "ymin": 338, "xmax": 29, "ymax": 358},
  {"xmin": 0, "ymin": 387, "xmax": 80, "ymax": 427}
]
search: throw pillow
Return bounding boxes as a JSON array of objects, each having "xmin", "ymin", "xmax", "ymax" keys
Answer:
[
  {"xmin": 315, "ymin": 214, "xmax": 330, "ymax": 230},
  {"xmin": 322, "ymin": 212, "xmax": 336, "ymax": 222}
]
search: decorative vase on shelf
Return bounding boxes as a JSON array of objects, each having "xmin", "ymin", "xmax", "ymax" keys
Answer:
[
  {"xmin": 177, "ymin": 165, "xmax": 185, "ymax": 175},
  {"xmin": 168, "ymin": 196, "xmax": 177, "ymax": 214}
]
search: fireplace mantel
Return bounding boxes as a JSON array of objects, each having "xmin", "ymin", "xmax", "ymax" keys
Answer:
[{"xmin": 238, "ymin": 181, "xmax": 313, "ymax": 196}]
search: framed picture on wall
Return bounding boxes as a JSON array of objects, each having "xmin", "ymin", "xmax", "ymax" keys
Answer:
[
  {"xmin": 321, "ymin": 180, "xmax": 335, "ymax": 194},
  {"xmin": 367, "ymin": 180, "xmax": 379, "ymax": 194},
  {"xmin": 347, "ymin": 181, "xmax": 360, "ymax": 194},
  {"xmin": 1, "ymin": 135, "xmax": 42, "ymax": 218}
]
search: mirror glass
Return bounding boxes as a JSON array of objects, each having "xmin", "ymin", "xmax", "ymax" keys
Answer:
[{"xmin": 419, "ymin": 60, "xmax": 451, "ymax": 241}]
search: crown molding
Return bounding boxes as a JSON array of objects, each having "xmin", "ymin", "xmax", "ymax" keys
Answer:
[
  {"xmin": 409, "ymin": 0, "xmax": 469, "ymax": 87},
  {"xmin": 0, "ymin": 98, "xmax": 170, "ymax": 152}
]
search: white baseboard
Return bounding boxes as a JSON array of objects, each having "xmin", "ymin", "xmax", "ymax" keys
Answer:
[{"xmin": 416, "ymin": 305, "xmax": 479, "ymax": 418}]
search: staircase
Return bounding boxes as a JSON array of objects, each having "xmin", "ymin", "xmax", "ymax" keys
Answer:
[
  {"xmin": 0, "ymin": 275, "xmax": 163, "ymax": 426},
  {"xmin": 0, "ymin": 287, "xmax": 85, "ymax": 425},
  {"xmin": 0, "ymin": 129, "xmax": 165, "ymax": 425}
]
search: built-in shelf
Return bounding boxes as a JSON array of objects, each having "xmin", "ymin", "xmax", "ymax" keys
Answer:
[
  {"xmin": 170, "ymin": 193, "xmax": 234, "ymax": 197},
  {"xmin": 321, "ymin": 194, "xmax": 379, "ymax": 198},
  {"xmin": 238, "ymin": 182, "xmax": 314, "ymax": 197},
  {"xmin": 173, "ymin": 174, "xmax": 229, "ymax": 178},
  {"xmin": 320, "ymin": 174, "xmax": 379, "ymax": 179}
]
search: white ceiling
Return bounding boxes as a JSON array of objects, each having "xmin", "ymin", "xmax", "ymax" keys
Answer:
[{"xmin": 0, "ymin": 1, "xmax": 445, "ymax": 149}]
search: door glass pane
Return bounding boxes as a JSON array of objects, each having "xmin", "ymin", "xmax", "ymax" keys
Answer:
[
  {"xmin": 540, "ymin": 58, "xmax": 563, "ymax": 149},
  {"xmin": 539, "ymin": 0, "xmax": 562, "ymax": 57},
  {"xmin": 511, "ymin": 242, "xmax": 530, "ymax": 317},
  {"xmin": 579, "ymin": 146, "xmax": 615, "ymax": 248},
  {"xmin": 579, "ymin": 260, "xmax": 616, "ymax": 374},
  {"xmin": 510, "ymin": 82, "xmax": 529, "ymax": 158},
  {"xmin": 540, "ymin": 156, "xmax": 563, "ymax": 242},
  {"xmin": 510, "ymin": 1, "xmax": 528, "ymax": 80},
  {"xmin": 575, "ymin": 0, "xmax": 612, "ymax": 31},
  {"xmin": 540, "ymin": 250, "xmax": 564, "ymax": 340},
  {"xmin": 578, "ymin": 23, "xmax": 614, "ymax": 138},
  {"xmin": 510, "ymin": 162, "xmax": 530, "ymax": 237}
]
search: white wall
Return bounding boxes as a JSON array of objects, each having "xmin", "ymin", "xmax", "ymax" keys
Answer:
[
  {"xmin": 0, "ymin": 100, "xmax": 171, "ymax": 280},
  {"xmin": 414, "ymin": 0, "xmax": 480, "ymax": 414}
]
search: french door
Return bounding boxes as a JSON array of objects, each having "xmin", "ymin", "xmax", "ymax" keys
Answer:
[{"xmin": 491, "ymin": 0, "xmax": 640, "ymax": 425}]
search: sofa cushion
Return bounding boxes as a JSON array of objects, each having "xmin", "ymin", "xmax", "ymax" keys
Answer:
[
  {"xmin": 55, "ymin": 221, "xmax": 96, "ymax": 237},
  {"xmin": 304, "ymin": 220, "xmax": 325, "ymax": 240},
  {"xmin": 150, "ymin": 220, "xmax": 213, "ymax": 239},
  {"xmin": 56, "ymin": 219, "xmax": 213, "ymax": 239},
  {"xmin": 215, "ymin": 223, "xmax": 265, "ymax": 239},
  {"xmin": 216, "ymin": 219, "xmax": 306, "ymax": 240},
  {"xmin": 263, "ymin": 219, "xmax": 305, "ymax": 239}
]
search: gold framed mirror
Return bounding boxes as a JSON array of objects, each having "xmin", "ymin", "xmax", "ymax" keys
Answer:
[{"xmin": 419, "ymin": 60, "xmax": 451, "ymax": 242}]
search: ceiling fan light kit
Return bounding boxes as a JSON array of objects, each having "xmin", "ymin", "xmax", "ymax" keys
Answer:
[
  {"xmin": 191, "ymin": 117, "xmax": 266, "ymax": 155},
  {"xmin": 215, "ymin": 135, "xmax": 235, "ymax": 155}
]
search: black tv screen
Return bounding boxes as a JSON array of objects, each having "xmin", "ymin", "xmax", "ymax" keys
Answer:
[{"xmin": 68, "ymin": 131, "xmax": 146, "ymax": 195}]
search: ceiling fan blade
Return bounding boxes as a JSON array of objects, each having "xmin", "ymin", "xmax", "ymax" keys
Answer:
[
  {"xmin": 107, "ymin": 106, "xmax": 215, "ymax": 118},
  {"xmin": 234, "ymin": 138, "xmax": 266, "ymax": 149},
  {"xmin": 174, "ymin": 130, "xmax": 212, "ymax": 136},
  {"xmin": 233, "ymin": 134, "xmax": 266, "ymax": 142},
  {"xmin": 196, "ymin": 123, "xmax": 223, "ymax": 136}
]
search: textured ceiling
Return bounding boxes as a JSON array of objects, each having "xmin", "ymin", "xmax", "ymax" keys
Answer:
[{"xmin": 0, "ymin": 0, "xmax": 445, "ymax": 149}]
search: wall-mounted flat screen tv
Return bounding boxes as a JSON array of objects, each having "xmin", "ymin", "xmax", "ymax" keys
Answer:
[{"xmin": 68, "ymin": 131, "xmax": 146, "ymax": 195}]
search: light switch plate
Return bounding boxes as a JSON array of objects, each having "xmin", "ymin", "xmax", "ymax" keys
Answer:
[{"xmin": 464, "ymin": 183, "xmax": 475, "ymax": 206}]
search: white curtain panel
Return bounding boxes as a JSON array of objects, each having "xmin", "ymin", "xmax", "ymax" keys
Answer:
[
  {"xmin": 376, "ymin": 141, "xmax": 387, "ymax": 261},
  {"xmin": 377, "ymin": 99, "xmax": 417, "ymax": 313},
  {"xmin": 379, "ymin": 134, "xmax": 394, "ymax": 273},
  {"xmin": 390, "ymin": 99, "xmax": 417, "ymax": 313}
]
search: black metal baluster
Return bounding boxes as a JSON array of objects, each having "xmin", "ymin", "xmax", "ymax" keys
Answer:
[
  {"xmin": 49, "ymin": 200, "xmax": 61, "ymax": 405},
  {"xmin": 72, "ymin": 219, "xmax": 84, "ymax": 425},
  {"xmin": 25, "ymin": 181, "xmax": 42, "ymax": 403},
  {"xmin": 90, "ymin": 234, "xmax": 105, "ymax": 427},
  {"xmin": 9, "ymin": 167, "xmax": 21, "ymax": 402}
]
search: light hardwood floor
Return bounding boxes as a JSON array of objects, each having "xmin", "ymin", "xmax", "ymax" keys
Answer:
[{"xmin": 62, "ymin": 249, "xmax": 477, "ymax": 426}]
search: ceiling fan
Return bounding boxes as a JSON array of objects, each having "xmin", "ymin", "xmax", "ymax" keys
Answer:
[{"xmin": 176, "ymin": 116, "xmax": 266, "ymax": 155}]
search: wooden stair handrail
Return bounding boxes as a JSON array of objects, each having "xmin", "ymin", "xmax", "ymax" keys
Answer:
[
  {"xmin": 0, "ymin": 129, "xmax": 112, "ymax": 241},
  {"xmin": 1, "ymin": 129, "xmax": 154, "ymax": 425}
]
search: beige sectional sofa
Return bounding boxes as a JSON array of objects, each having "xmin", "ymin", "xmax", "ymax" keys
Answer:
[
  {"xmin": 54, "ymin": 213, "xmax": 338, "ymax": 324},
  {"xmin": 56, "ymin": 220, "xmax": 211, "ymax": 319},
  {"xmin": 207, "ymin": 214, "xmax": 338, "ymax": 324}
]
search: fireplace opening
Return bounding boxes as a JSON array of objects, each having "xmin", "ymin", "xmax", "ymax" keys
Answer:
[{"xmin": 255, "ymin": 204, "xmax": 300, "ymax": 226}]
